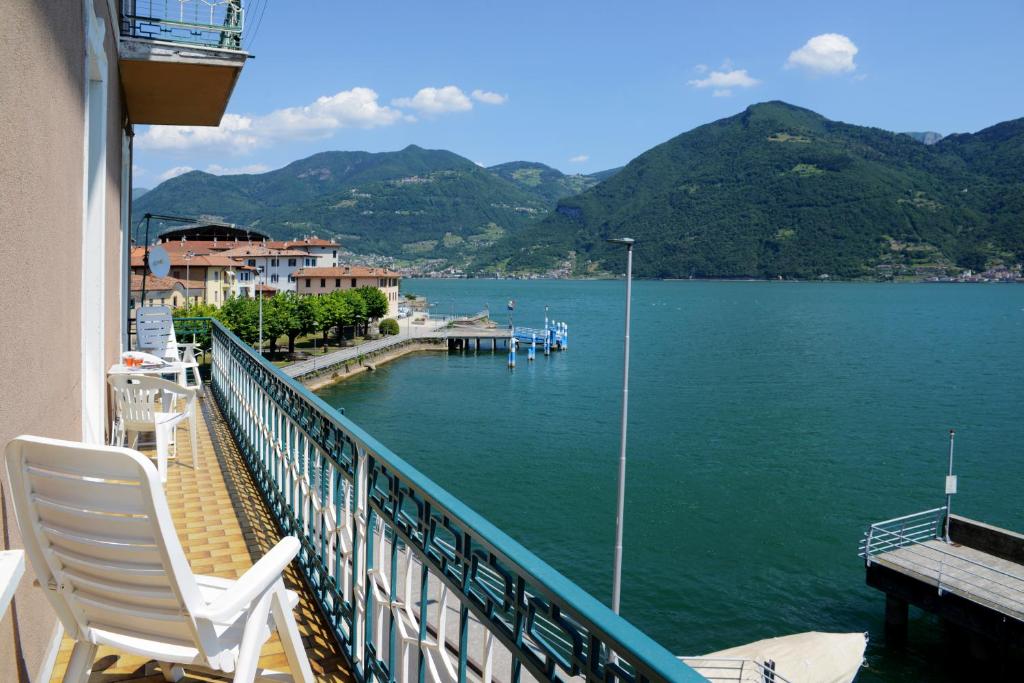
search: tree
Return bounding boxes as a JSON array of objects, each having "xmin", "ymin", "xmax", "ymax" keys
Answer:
[
  {"xmin": 342, "ymin": 289, "xmax": 368, "ymax": 337},
  {"xmin": 378, "ymin": 318, "xmax": 399, "ymax": 336},
  {"xmin": 217, "ymin": 296, "xmax": 259, "ymax": 345},
  {"xmin": 356, "ymin": 287, "xmax": 389, "ymax": 323},
  {"xmin": 260, "ymin": 294, "xmax": 290, "ymax": 355},
  {"xmin": 322, "ymin": 290, "xmax": 355, "ymax": 345},
  {"xmin": 273, "ymin": 292, "xmax": 318, "ymax": 353}
]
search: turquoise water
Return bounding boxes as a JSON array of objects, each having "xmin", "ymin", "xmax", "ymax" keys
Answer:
[{"xmin": 317, "ymin": 279, "xmax": 1024, "ymax": 681}]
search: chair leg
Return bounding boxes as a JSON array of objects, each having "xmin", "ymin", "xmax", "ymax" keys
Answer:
[
  {"xmin": 271, "ymin": 584, "xmax": 315, "ymax": 683},
  {"xmin": 234, "ymin": 590, "xmax": 275, "ymax": 683},
  {"xmin": 157, "ymin": 661, "xmax": 185, "ymax": 682},
  {"xmin": 62, "ymin": 641, "xmax": 98, "ymax": 683},
  {"xmin": 155, "ymin": 425, "xmax": 170, "ymax": 484},
  {"xmin": 189, "ymin": 406, "xmax": 199, "ymax": 471}
]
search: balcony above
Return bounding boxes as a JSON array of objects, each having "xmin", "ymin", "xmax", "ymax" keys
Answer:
[{"xmin": 119, "ymin": 1, "xmax": 249, "ymax": 126}]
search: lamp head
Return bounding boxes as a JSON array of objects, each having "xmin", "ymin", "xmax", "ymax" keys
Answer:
[{"xmin": 606, "ymin": 237, "xmax": 635, "ymax": 246}]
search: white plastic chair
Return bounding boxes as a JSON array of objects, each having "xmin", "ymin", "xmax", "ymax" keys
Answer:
[
  {"xmin": 108, "ymin": 375, "xmax": 197, "ymax": 483},
  {"xmin": 4, "ymin": 435, "xmax": 315, "ymax": 683},
  {"xmin": 136, "ymin": 306, "xmax": 203, "ymax": 395}
]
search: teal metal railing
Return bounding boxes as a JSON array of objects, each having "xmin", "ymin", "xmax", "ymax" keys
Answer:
[
  {"xmin": 186, "ymin": 317, "xmax": 703, "ymax": 682},
  {"xmin": 121, "ymin": 0, "xmax": 244, "ymax": 50}
]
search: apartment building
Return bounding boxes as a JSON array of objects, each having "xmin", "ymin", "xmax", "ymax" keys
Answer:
[
  {"xmin": 0, "ymin": 2, "xmax": 247, "ymax": 680},
  {"xmin": 294, "ymin": 266, "xmax": 402, "ymax": 317}
]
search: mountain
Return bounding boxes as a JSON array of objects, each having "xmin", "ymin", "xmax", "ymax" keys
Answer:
[
  {"xmin": 481, "ymin": 102, "xmax": 1024, "ymax": 278},
  {"xmin": 487, "ymin": 161, "xmax": 603, "ymax": 204},
  {"xmin": 589, "ymin": 166, "xmax": 623, "ymax": 182},
  {"xmin": 902, "ymin": 131, "xmax": 945, "ymax": 145},
  {"xmin": 133, "ymin": 146, "xmax": 551, "ymax": 259},
  {"xmin": 132, "ymin": 187, "xmax": 150, "ymax": 199}
]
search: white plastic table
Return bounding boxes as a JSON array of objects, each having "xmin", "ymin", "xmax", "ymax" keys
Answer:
[
  {"xmin": 107, "ymin": 361, "xmax": 187, "ymax": 376},
  {"xmin": 0, "ymin": 549, "xmax": 25, "ymax": 620}
]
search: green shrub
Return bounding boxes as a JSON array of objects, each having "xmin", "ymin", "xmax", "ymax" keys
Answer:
[{"xmin": 378, "ymin": 318, "xmax": 400, "ymax": 336}]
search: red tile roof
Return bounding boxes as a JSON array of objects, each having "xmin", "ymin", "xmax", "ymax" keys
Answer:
[
  {"xmin": 293, "ymin": 266, "xmax": 400, "ymax": 278},
  {"xmin": 216, "ymin": 246, "xmax": 311, "ymax": 258},
  {"xmin": 130, "ymin": 274, "xmax": 204, "ymax": 292}
]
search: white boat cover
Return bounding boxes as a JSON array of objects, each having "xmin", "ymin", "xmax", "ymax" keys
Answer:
[{"xmin": 680, "ymin": 631, "xmax": 867, "ymax": 683}]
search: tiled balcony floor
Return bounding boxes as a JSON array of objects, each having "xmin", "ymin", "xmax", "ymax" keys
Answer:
[{"xmin": 50, "ymin": 392, "xmax": 354, "ymax": 682}]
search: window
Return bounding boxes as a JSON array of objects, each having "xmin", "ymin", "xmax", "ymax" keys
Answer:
[
  {"xmin": 270, "ymin": 258, "xmax": 279, "ymax": 267},
  {"xmin": 270, "ymin": 274, "xmax": 279, "ymax": 283},
  {"xmin": 351, "ymin": 278, "xmax": 357, "ymax": 288},
  {"xmin": 332, "ymin": 250, "xmax": 337, "ymax": 258},
  {"xmin": 172, "ymin": 270, "xmax": 181, "ymax": 279},
  {"xmin": 305, "ymin": 258, "xmax": 314, "ymax": 267},
  {"xmin": 213, "ymin": 270, "xmax": 220, "ymax": 281},
  {"xmin": 335, "ymin": 279, "xmax": 341, "ymax": 287},
  {"xmin": 288, "ymin": 275, "xmax": 295, "ymax": 282},
  {"xmin": 305, "ymin": 278, "xmax": 311, "ymax": 287},
  {"xmin": 288, "ymin": 258, "xmax": 297, "ymax": 267},
  {"xmin": 247, "ymin": 259, "xmax": 256, "ymax": 267},
  {"xmin": 320, "ymin": 278, "xmax": 326, "ymax": 287}
]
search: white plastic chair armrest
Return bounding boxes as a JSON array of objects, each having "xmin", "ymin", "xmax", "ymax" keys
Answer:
[{"xmin": 194, "ymin": 536, "xmax": 300, "ymax": 621}]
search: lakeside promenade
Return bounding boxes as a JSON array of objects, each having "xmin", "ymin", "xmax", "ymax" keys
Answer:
[{"xmin": 282, "ymin": 316, "xmax": 453, "ymax": 379}]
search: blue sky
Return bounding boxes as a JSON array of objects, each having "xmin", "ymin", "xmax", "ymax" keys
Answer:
[{"xmin": 135, "ymin": 0, "xmax": 1024, "ymax": 187}]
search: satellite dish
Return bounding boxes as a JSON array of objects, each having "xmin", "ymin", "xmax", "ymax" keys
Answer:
[{"xmin": 148, "ymin": 245, "xmax": 170, "ymax": 278}]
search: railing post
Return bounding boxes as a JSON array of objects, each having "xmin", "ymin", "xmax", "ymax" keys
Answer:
[
  {"xmin": 352, "ymin": 444, "xmax": 369, "ymax": 674},
  {"xmin": 865, "ymin": 525, "xmax": 875, "ymax": 566}
]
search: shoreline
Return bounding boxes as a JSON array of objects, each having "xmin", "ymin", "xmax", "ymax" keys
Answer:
[{"xmin": 300, "ymin": 339, "xmax": 446, "ymax": 391}]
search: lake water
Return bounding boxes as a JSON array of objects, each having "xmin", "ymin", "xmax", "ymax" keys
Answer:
[{"xmin": 317, "ymin": 279, "xmax": 1024, "ymax": 681}]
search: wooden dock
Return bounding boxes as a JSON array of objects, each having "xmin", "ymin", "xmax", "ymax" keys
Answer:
[{"xmin": 862, "ymin": 509, "xmax": 1024, "ymax": 651}]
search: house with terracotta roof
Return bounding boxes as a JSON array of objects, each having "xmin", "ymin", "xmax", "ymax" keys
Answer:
[
  {"xmin": 267, "ymin": 235, "xmax": 340, "ymax": 267},
  {"xmin": 217, "ymin": 244, "xmax": 331, "ymax": 293},
  {"xmin": 294, "ymin": 266, "xmax": 401, "ymax": 316},
  {"xmin": 130, "ymin": 247, "xmax": 252, "ymax": 304},
  {"xmin": 128, "ymin": 274, "xmax": 203, "ymax": 311}
]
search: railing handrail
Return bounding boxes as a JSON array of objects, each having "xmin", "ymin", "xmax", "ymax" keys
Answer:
[
  {"xmin": 865, "ymin": 525, "xmax": 1024, "ymax": 587},
  {"xmin": 121, "ymin": 0, "xmax": 246, "ymax": 51},
  {"xmin": 867, "ymin": 507, "xmax": 947, "ymax": 529},
  {"xmin": 201, "ymin": 316, "xmax": 701, "ymax": 681}
]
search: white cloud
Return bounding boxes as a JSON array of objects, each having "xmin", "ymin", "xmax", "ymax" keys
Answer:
[
  {"xmin": 137, "ymin": 88, "xmax": 404, "ymax": 153},
  {"xmin": 786, "ymin": 33, "xmax": 859, "ymax": 74},
  {"xmin": 158, "ymin": 166, "xmax": 194, "ymax": 181},
  {"xmin": 392, "ymin": 86, "xmax": 473, "ymax": 114},
  {"xmin": 688, "ymin": 68, "xmax": 760, "ymax": 90},
  {"xmin": 713, "ymin": 89, "xmax": 732, "ymax": 97},
  {"xmin": 206, "ymin": 163, "xmax": 270, "ymax": 175},
  {"xmin": 471, "ymin": 89, "xmax": 508, "ymax": 105},
  {"xmin": 694, "ymin": 64, "xmax": 709, "ymax": 74},
  {"xmin": 569, "ymin": 154, "xmax": 589, "ymax": 163}
]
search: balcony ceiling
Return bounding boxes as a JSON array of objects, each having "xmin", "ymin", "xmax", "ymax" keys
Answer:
[{"xmin": 119, "ymin": 39, "xmax": 248, "ymax": 126}]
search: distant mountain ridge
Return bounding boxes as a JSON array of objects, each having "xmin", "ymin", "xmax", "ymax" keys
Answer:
[
  {"xmin": 133, "ymin": 146, "xmax": 614, "ymax": 261},
  {"xmin": 480, "ymin": 102, "xmax": 1024, "ymax": 278},
  {"xmin": 902, "ymin": 131, "xmax": 945, "ymax": 145},
  {"xmin": 136, "ymin": 104, "xmax": 1023, "ymax": 278}
]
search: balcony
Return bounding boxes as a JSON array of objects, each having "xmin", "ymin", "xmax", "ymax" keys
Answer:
[
  {"xmin": 119, "ymin": 1, "xmax": 249, "ymax": 126},
  {"xmin": 50, "ymin": 317, "xmax": 702, "ymax": 682}
]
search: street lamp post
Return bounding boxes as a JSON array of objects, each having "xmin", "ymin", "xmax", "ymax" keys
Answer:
[
  {"xmin": 258, "ymin": 258, "xmax": 265, "ymax": 354},
  {"xmin": 607, "ymin": 237, "xmax": 635, "ymax": 616},
  {"xmin": 184, "ymin": 250, "xmax": 195, "ymax": 308}
]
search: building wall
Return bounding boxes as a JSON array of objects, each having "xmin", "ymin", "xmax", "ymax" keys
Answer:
[
  {"xmin": 297, "ymin": 275, "xmax": 401, "ymax": 317},
  {"xmin": 0, "ymin": 2, "xmax": 125, "ymax": 680}
]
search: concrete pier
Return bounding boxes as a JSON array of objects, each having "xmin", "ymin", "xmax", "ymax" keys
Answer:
[{"xmin": 863, "ymin": 512, "xmax": 1024, "ymax": 652}]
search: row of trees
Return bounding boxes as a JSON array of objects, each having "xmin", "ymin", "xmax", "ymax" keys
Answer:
[{"xmin": 174, "ymin": 287, "xmax": 393, "ymax": 356}]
